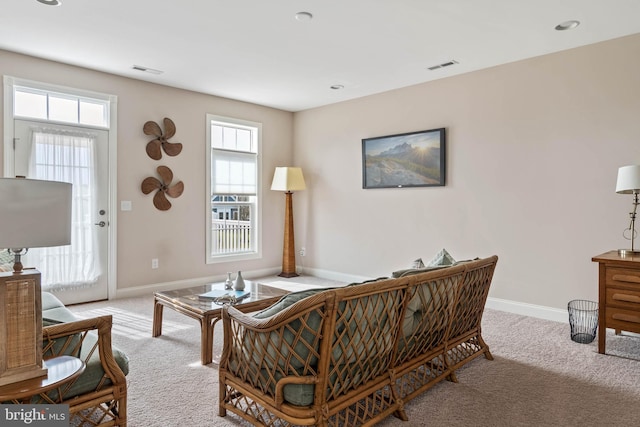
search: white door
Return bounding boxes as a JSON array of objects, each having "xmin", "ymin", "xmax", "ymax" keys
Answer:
[{"xmin": 14, "ymin": 119, "xmax": 109, "ymax": 304}]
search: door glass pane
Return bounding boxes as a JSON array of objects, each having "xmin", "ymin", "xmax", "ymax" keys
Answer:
[
  {"xmin": 80, "ymin": 100, "xmax": 106, "ymax": 126},
  {"xmin": 14, "ymin": 90, "xmax": 47, "ymax": 119},
  {"xmin": 49, "ymin": 95, "xmax": 78, "ymax": 123},
  {"xmin": 27, "ymin": 130, "xmax": 99, "ymax": 290}
]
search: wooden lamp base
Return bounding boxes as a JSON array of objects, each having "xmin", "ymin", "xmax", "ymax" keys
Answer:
[{"xmin": 279, "ymin": 191, "xmax": 299, "ymax": 278}]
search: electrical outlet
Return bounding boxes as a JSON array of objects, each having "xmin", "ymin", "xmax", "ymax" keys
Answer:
[
  {"xmin": 299, "ymin": 247, "xmax": 306, "ymax": 257},
  {"xmin": 152, "ymin": 258, "xmax": 159, "ymax": 269}
]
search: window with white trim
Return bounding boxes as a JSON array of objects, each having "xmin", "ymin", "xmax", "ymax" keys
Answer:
[
  {"xmin": 13, "ymin": 86, "xmax": 109, "ymax": 128},
  {"xmin": 206, "ymin": 114, "xmax": 261, "ymax": 263}
]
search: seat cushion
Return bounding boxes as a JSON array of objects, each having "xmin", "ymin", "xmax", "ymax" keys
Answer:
[
  {"xmin": 253, "ymin": 287, "xmax": 334, "ymax": 319},
  {"xmin": 42, "ymin": 291, "xmax": 68, "ymax": 311},
  {"xmin": 251, "ymin": 287, "xmax": 332, "ymax": 371},
  {"xmin": 249, "ymin": 281, "xmax": 393, "ymax": 407}
]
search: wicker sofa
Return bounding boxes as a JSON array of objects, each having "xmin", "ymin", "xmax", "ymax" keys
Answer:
[
  {"xmin": 30, "ymin": 292, "xmax": 128, "ymax": 426},
  {"xmin": 219, "ymin": 255, "xmax": 498, "ymax": 426}
]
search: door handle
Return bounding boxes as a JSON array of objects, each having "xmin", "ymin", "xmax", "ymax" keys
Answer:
[{"xmin": 95, "ymin": 221, "xmax": 106, "ymax": 227}]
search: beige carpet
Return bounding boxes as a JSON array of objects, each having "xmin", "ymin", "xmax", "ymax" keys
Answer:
[{"xmin": 67, "ymin": 276, "xmax": 640, "ymax": 426}]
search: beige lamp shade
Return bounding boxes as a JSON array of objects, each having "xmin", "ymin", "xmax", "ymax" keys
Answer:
[
  {"xmin": 0, "ymin": 178, "xmax": 72, "ymax": 249},
  {"xmin": 616, "ymin": 165, "xmax": 640, "ymax": 194},
  {"xmin": 271, "ymin": 167, "xmax": 306, "ymax": 192}
]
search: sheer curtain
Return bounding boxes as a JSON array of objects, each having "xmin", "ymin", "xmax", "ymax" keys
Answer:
[{"xmin": 26, "ymin": 127, "xmax": 100, "ymax": 291}]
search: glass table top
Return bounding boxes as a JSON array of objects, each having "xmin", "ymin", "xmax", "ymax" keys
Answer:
[{"xmin": 154, "ymin": 280, "xmax": 288, "ymax": 312}]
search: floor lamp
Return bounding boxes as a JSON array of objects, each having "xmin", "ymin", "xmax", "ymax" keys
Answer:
[
  {"xmin": 271, "ymin": 167, "xmax": 306, "ymax": 278},
  {"xmin": 0, "ymin": 178, "xmax": 72, "ymax": 386}
]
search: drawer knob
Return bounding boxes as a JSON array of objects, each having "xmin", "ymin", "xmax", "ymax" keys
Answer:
[
  {"xmin": 612, "ymin": 293, "xmax": 640, "ymax": 303},
  {"xmin": 612, "ymin": 274, "xmax": 640, "ymax": 284},
  {"xmin": 612, "ymin": 313, "xmax": 640, "ymax": 324}
]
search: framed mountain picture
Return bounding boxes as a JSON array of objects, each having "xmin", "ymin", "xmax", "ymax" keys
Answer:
[{"xmin": 362, "ymin": 128, "xmax": 446, "ymax": 189}]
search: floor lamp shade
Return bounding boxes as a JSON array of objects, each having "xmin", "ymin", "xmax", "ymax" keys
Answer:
[
  {"xmin": 0, "ymin": 178, "xmax": 72, "ymax": 386},
  {"xmin": 270, "ymin": 167, "xmax": 306, "ymax": 192},
  {"xmin": 271, "ymin": 167, "xmax": 305, "ymax": 278}
]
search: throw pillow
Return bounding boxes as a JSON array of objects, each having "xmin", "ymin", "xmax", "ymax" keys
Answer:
[
  {"xmin": 427, "ymin": 248, "xmax": 456, "ymax": 267},
  {"xmin": 0, "ymin": 250, "xmax": 13, "ymax": 272},
  {"xmin": 391, "ymin": 250, "xmax": 456, "ymax": 278},
  {"xmin": 411, "ymin": 258, "xmax": 425, "ymax": 269}
]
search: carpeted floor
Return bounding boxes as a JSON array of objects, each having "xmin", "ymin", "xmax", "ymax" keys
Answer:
[{"xmin": 67, "ymin": 275, "xmax": 640, "ymax": 426}]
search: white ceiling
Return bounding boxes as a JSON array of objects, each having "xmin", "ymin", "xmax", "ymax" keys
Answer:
[{"xmin": 3, "ymin": 1, "xmax": 640, "ymax": 112}]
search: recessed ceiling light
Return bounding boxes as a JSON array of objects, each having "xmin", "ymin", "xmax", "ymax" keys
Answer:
[
  {"xmin": 295, "ymin": 12, "xmax": 313, "ymax": 21},
  {"xmin": 555, "ymin": 20, "xmax": 580, "ymax": 31},
  {"xmin": 36, "ymin": 0, "xmax": 61, "ymax": 5},
  {"xmin": 330, "ymin": 85, "xmax": 344, "ymax": 90}
]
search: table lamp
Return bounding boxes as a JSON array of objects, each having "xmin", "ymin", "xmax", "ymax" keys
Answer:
[
  {"xmin": 0, "ymin": 178, "xmax": 72, "ymax": 385},
  {"xmin": 616, "ymin": 165, "xmax": 640, "ymax": 256},
  {"xmin": 271, "ymin": 167, "xmax": 306, "ymax": 277}
]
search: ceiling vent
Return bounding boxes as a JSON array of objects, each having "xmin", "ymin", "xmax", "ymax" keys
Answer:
[
  {"xmin": 427, "ymin": 60, "xmax": 458, "ymax": 71},
  {"xmin": 132, "ymin": 65, "xmax": 163, "ymax": 75}
]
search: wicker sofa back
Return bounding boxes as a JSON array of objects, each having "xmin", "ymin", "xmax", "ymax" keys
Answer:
[{"xmin": 219, "ymin": 255, "xmax": 498, "ymax": 426}]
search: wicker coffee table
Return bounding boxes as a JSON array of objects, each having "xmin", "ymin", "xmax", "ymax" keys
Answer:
[{"xmin": 152, "ymin": 280, "xmax": 287, "ymax": 365}]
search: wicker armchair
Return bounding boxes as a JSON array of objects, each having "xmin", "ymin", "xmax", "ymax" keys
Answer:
[
  {"xmin": 0, "ymin": 313, "xmax": 128, "ymax": 427},
  {"xmin": 39, "ymin": 316, "xmax": 128, "ymax": 426},
  {"xmin": 3, "ymin": 314, "xmax": 127, "ymax": 426},
  {"xmin": 219, "ymin": 256, "xmax": 498, "ymax": 426}
]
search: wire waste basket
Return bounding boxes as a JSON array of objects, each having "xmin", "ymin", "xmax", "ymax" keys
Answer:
[{"xmin": 568, "ymin": 299, "xmax": 599, "ymax": 344}]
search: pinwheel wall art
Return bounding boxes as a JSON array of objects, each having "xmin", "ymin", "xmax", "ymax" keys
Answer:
[
  {"xmin": 141, "ymin": 166, "xmax": 184, "ymax": 211},
  {"xmin": 141, "ymin": 117, "xmax": 185, "ymax": 211},
  {"xmin": 143, "ymin": 117, "xmax": 183, "ymax": 160}
]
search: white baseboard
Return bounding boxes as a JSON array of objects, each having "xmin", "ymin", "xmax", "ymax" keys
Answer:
[
  {"xmin": 305, "ymin": 267, "xmax": 570, "ymax": 324},
  {"xmin": 113, "ymin": 267, "xmax": 281, "ymax": 299},
  {"xmin": 299, "ymin": 266, "xmax": 374, "ymax": 285},
  {"xmin": 486, "ymin": 297, "xmax": 568, "ymax": 324},
  {"xmin": 306, "ymin": 267, "xmax": 570, "ymax": 324},
  {"xmin": 113, "ymin": 266, "xmax": 570, "ymax": 325}
]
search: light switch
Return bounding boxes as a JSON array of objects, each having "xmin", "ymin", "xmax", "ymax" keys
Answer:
[{"xmin": 121, "ymin": 200, "xmax": 132, "ymax": 211}]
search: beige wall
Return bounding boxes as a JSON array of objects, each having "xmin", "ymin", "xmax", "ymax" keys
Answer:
[
  {"xmin": 2, "ymin": 33, "xmax": 640, "ymax": 312},
  {"xmin": 0, "ymin": 50, "xmax": 294, "ymax": 291},
  {"xmin": 293, "ymin": 33, "xmax": 640, "ymax": 311}
]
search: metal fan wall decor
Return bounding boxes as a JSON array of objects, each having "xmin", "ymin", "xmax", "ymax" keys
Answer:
[
  {"xmin": 141, "ymin": 166, "xmax": 184, "ymax": 211},
  {"xmin": 144, "ymin": 117, "xmax": 183, "ymax": 160}
]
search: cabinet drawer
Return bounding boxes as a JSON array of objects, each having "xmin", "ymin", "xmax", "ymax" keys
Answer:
[
  {"xmin": 606, "ymin": 287, "xmax": 640, "ymax": 309},
  {"xmin": 605, "ymin": 307, "xmax": 640, "ymax": 334},
  {"xmin": 606, "ymin": 267, "xmax": 640, "ymax": 289}
]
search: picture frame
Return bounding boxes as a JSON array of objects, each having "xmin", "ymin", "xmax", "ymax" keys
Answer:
[{"xmin": 362, "ymin": 128, "xmax": 446, "ymax": 189}]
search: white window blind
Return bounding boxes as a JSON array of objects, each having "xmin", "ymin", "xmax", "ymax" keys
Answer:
[{"xmin": 211, "ymin": 150, "xmax": 257, "ymax": 195}]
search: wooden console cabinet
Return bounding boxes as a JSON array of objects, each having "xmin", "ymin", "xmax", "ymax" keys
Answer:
[{"xmin": 592, "ymin": 251, "xmax": 640, "ymax": 354}]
